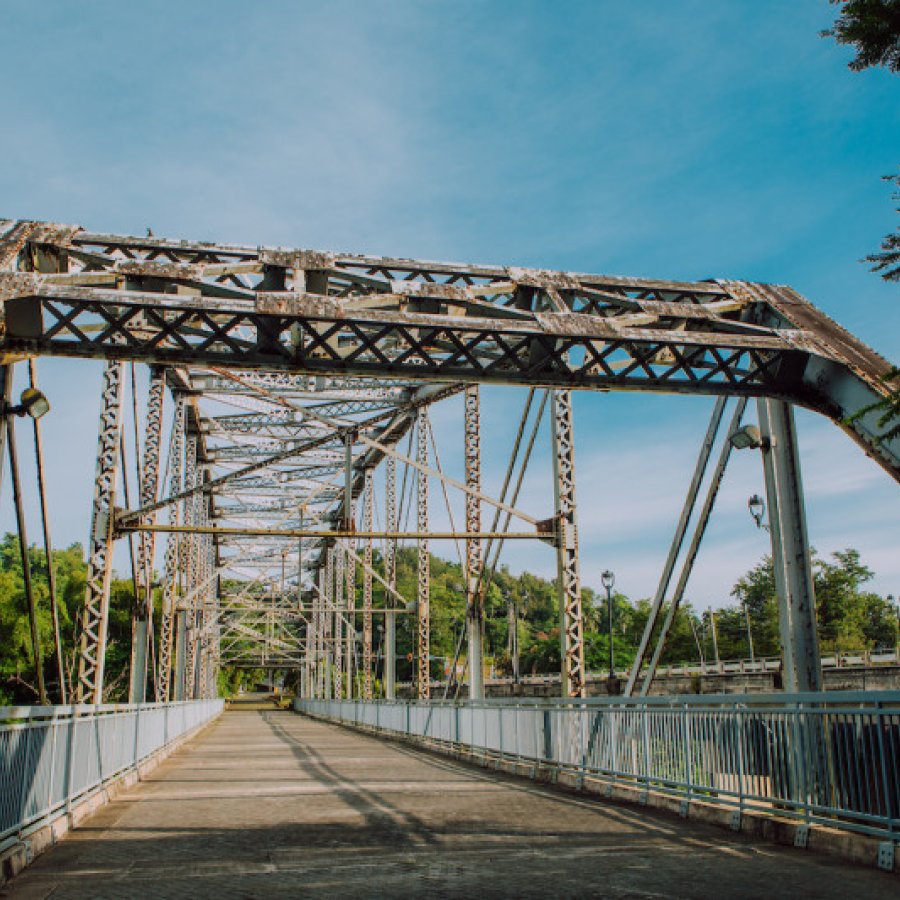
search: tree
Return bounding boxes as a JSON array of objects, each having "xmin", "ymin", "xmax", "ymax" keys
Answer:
[
  {"xmin": 730, "ymin": 548, "xmax": 898, "ymax": 657},
  {"xmin": 0, "ymin": 533, "xmax": 148, "ymax": 704},
  {"xmin": 866, "ymin": 171, "xmax": 900, "ymax": 282},
  {"xmin": 730, "ymin": 555, "xmax": 781, "ymax": 658},
  {"xmin": 822, "ymin": 1, "xmax": 900, "ymax": 72},
  {"xmin": 814, "ymin": 548, "xmax": 898, "ymax": 651}
]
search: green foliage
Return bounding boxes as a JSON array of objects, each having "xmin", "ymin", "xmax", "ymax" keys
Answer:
[
  {"xmin": 822, "ymin": 1, "xmax": 900, "ymax": 73},
  {"xmin": 823, "ymin": 6, "xmax": 900, "ymax": 295},
  {"xmin": 865, "ymin": 173, "xmax": 900, "ymax": 283},
  {"xmin": 1, "ymin": 528, "xmax": 895, "ymax": 703},
  {"xmin": 847, "ymin": 364, "xmax": 900, "ymax": 446},
  {"xmin": 348, "ymin": 544, "xmax": 898, "ymax": 681},
  {"xmin": 0, "ymin": 533, "xmax": 138, "ymax": 705}
]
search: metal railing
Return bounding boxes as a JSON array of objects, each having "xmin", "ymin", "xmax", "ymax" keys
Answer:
[
  {"xmin": 0, "ymin": 700, "xmax": 223, "ymax": 846},
  {"xmin": 297, "ymin": 692, "xmax": 900, "ymax": 842}
]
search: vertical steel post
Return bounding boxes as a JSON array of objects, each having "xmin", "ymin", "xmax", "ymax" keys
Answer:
[
  {"xmin": 181, "ymin": 435, "xmax": 199, "ymax": 700},
  {"xmin": 384, "ymin": 456, "xmax": 397, "ymax": 700},
  {"xmin": 303, "ymin": 585, "xmax": 314, "ymax": 699},
  {"xmin": 550, "ymin": 390, "xmax": 585, "ymax": 699},
  {"xmin": 319, "ymin": 565, "xmax": 327, "ymax": 698},
  {"xmin": 464, "ymin": 386, "xmax": 485, "ymax": 700},
  {"xmin": 757, "ymin": 398, "xmax": 822, "ymax": 692},
  {"xmin": 323, "ymin": 546, "xmax": 334, "ymax": 700},
  {"xmin": 174, "ymin": 611, "xmax": 187, "ymax": 701},
  {"xmin": 158, "ymin": 394, "xmax": 185, "ymax": 702},
  {"xmin": 0, "ymin": 365, "xmax": 11, "ymax": 498},
  {"xmin": 416, "ymin": 411, "xmax": 431, "ymax": 700},
  {"xmin": 28, "ymin": 360, "xmax": 68, "ymax": 703},
  {"xmin": 345, "ymin": 542, "xmax": 356, "ymax": 698},
  {"xmin": 312, "ymin": 564, "xmax": 321, "ymax": 698},
  {"xmin": 129, "ymin": 368, "xmax": 165, "ymax": 703},
  {"xmin": 343, "ymin": 431, "xmax": 355, "ymax": 530},
  {"xmin": 710, "ymin": 608, "xmax": 721, "ymax": 668},
  {"xmin": 362, "ymin": 469, "xmax": 374, "ymax": 699},
  {"xmin": 7, "ymin": 416, "xmax": 48, "ymax": 704},
  {"xmin": 334, "ymin": 545, "xmax": 344, "ymax": 698},
  {"xmin": 76, "ymin": 361, "xmax": 125, "ymax": 704}
]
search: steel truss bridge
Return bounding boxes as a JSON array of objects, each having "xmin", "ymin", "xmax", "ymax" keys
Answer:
[{"xmin": 1, "ymin": 217, "xmax": 897, "ymax": 708}]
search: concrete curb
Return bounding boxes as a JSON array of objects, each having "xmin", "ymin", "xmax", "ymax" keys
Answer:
[
  {"xmin": 0, "ymin": 712, "xmax": 222, "ymax": 887},
  {"xmin": 301, "ymin": 711, "xmax": 899, "ymax": 878}
]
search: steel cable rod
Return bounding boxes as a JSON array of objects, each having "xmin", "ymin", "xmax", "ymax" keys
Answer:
[
  {"xmin": 639, "ymin": 397, "xmax": 748, "ymax": 695},
  {"xmin": 27, "ymin": 359, "xmax": 67, "ymax": 703},
  {"xmin": 623, "ymin": 396, "xmax": 729, "ymax": 696},
  {"xmin": 442, "ymin": 389, "xmax": 542, "ymax": 699},
  {"xmin": 206, "ymin": 366, "xmax": 538, "ymax": 526},
  {"xmin": 478, "ymin": 390, "xmax": 549, "ymax": 600},
  {"xmin": 396, "ymin": 427, "xmax": 416, "ymax": 544},
  {"xmin": 450, "ymin": 391, "xmax": 547, "ymax": 699},
  {"xmin": 119, "ymin": 432, "xmax": 142, "ymax": 629},
  {"xmin": 426, "ymin": 416, "xmax": 464, "ymax": 569},
  {"xmin": 7, "ymin": 414, "xmax": 48, "ymax": 704}
]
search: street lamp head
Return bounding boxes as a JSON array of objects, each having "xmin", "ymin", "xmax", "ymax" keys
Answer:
[
  {"xmin": 748, "ymin": 494, "xmax": 766, "ymax": 529},
  {"xmin": 601, "ymin": 570, "xmax": 615, "ymax": 590},
  {"xmin": 729, "ymin": 424, "xmax": 763, "ymax": 451},
  {"xmin": 4, "ymin": 387, "xmax": 51, "ymax": 420}
]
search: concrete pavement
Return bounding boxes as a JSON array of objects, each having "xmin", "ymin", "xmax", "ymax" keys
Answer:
[{"xmin": 3, "ymin": 709, "xmax": 896, "ymax": 898}]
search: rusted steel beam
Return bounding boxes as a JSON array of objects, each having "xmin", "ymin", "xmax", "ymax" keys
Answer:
[
  {"xmin": 3, "ymin": 217, "xmax": 895, "ymax": 479},
  {"xmin": 120, "ymin": 524, "xmax": 542, "ymax": 539}
]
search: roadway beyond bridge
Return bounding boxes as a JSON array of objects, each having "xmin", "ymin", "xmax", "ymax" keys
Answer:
[{"xmin": 3, "ymin": 709, "xmax": 896, "ymax": 899}]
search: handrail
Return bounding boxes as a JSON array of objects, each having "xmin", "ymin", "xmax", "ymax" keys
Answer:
[
  {"xmin": 0, "ymin": 699, "xmax": 223, "ymax": 846},
  {"xmin": 298, "ymin": 692, "xmax": 900, "ymax": 842}
]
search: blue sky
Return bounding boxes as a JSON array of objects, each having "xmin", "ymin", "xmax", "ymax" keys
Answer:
[{"xmin": 1, "ymin": 1, "xmax": 898, "ymax": 608}]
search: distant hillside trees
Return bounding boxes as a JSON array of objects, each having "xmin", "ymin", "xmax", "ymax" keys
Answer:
[{"xmin": 0, "ymin": 534, "xmax": 896, "ymax": 703}]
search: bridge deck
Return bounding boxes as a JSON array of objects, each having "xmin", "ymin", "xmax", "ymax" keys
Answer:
[{"xmin": 6, "ymin": 710, "xmax": 895, "ymax": 898}]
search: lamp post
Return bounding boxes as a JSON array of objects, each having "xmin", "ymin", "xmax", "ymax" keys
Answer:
[
  {"xmin": 747, "ymin": 494, "xmax": 768, "ymax": 531},
  {"xmin": 506, "ymin": 591, "xmax": 520, "ymax": 686},
  {"xmin": 601, "ymin": 570, "xmax": 618, "ymax": 694},
  {"xmin": 2, "ymin": 384, "xmax": 52, "ymax": 705}
]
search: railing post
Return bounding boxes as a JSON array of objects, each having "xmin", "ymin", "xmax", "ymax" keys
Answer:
[
  {"xmin": 641, "ymin": 706, "xmax": 651, "ymax": 791},
  {"xmin": 683, "ymin": 702, "xmax": 692, "ymax": 804},
  {"xmin": 47, "ymin": 713, "xmax": 58, "ymax": 814},
  {"xmin": 64, "ymin": 709, "xmax": 77, "ymax": 814},
  {"xmin": 874, "ymin": 701, "xmax": 894, "ymax": 836},
  {"xmin": 133, "ymin": 703, "xmax": 141, "ymax": 769}
]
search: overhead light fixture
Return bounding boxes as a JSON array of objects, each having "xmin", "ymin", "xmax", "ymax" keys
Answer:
[
  {"xmin": 4, "ymin": 387, "xmax": 51, "ymax": 420},
  {"xmin": 729, "ymin": 424, "xmax": 763, "ymax": 451},
  {"xmin": 748, "ymin": 494, "xmax": 766, "ymax": 530}
]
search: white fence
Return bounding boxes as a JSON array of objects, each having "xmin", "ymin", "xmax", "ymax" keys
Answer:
[
  {"xmin": 298, "ymin": 692, "xmax": 900, "ymax": 842},
  {"xmin": 0, "ymin": 700, "xmax": 223, "ymax": 845}
]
